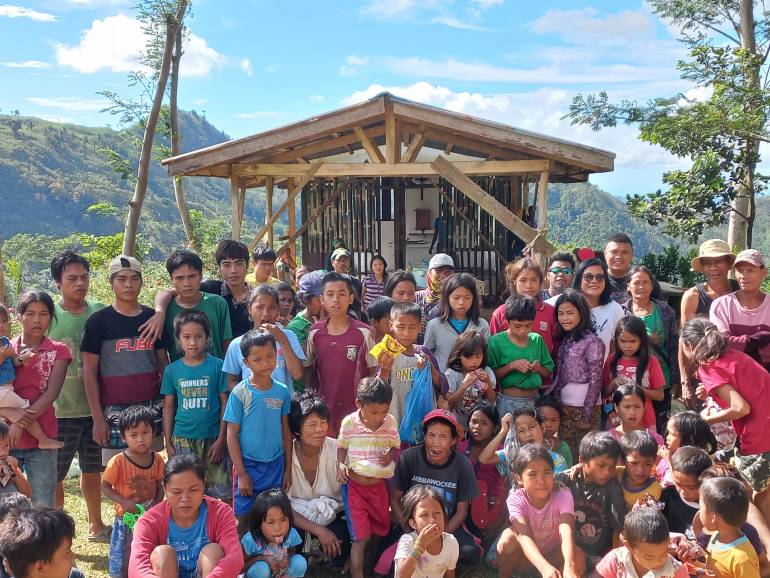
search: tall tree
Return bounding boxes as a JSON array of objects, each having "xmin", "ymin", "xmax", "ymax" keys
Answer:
[{"xmin": 567, "ymin": 0, "xmax": 769, "ymax": 250}]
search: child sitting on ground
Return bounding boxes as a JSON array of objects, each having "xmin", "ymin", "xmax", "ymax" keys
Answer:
[
  {"xmin": 661, "ymin": 446, "xmax": 712, "ymax": 536},
  {"xmin": 445, "ymin": 330, "xmax": 496, "ymax": 430},
  {"xmin": 608, "ymin": 384, "xmax": 665, "ymax": 446},
  {"xmin": 0, "ymin": 422, "xmax": 30, "ymax": 498},
  {"xmin": 618, "ymin": 430, "xmax": 662, "ymax": 511}
]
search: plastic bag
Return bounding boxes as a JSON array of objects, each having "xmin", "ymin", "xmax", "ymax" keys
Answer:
[{"xmin": 399, "ymin": 362, "xmax": 434, "ymax": 445}]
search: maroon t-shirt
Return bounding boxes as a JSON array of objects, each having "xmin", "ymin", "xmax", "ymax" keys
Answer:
[{"xmin": 489, "ymin": 299, "xmax": 557, "ymax": 356}]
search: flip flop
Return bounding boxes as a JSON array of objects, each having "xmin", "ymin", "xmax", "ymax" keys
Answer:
[{"xmin": 87, "ymin": 525, "xmax": 113, "ymax": 543}]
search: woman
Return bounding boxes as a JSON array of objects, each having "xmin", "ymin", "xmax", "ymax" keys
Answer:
[
  {"xmin": 288, "ymin": 392, "xmax": 349, "ymax": 567},
  {"xmin": 361, "ymin": 255, "xmax": 388, "ymax": 310},
  {"xmin": 384, "ymin": 270, "xmax": 418, "ymax": 304},
  {"xmin": 625, "ymin": 265, "xmax": 680, "ymax": 431},
  {"xmin": 416, "ymin": 253, "xmax": 455, "ymax": 319},
  {"xmin": 5, "ymin": 290, "xmax": 71, "ymax": 507},
  {"xmin": 710, "ymin": 249, "xmax": 770, "ymax": 372},
  {"xmin": 572, "ymin": 259, "xmax": 624, "ymax": 363},
  {"xmin": 129, "ymin": 453, "xmax": 243, "ymax": 578}
]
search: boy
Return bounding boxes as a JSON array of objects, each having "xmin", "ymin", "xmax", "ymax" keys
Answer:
[
  {"xmin": 200, "ymin": 239, "xmax": 253, "ymax": 338},
  {"xmin": 0, "ymin": 422, "xmax": 31, "ymax": 498},
  {"xmin": 102, "ymin": 406, "xmax": 165, "ymax": 578},
  {"xmin": 378, "ymin": 302, "xmax": 445, "ymax": 426},
  {"xmin": 0, "ymin": 506, "xmax": 77, "ymax": 578},
  {"xmin": 161, "ymin": 311, "xmax": 230, "ymax": 501},
  {"xmin": 245, "ymin": 244, "xmax": 281, "ymax": 286},
  {"xmin": 224, "ymin": 329, "xmax": 293, "ymax": 533},
  {"xmin": 306, "ymin": 272, "xmax": 378, "ymax": 435},
  {"xmin": 163, "ymin": 250, "xmax": 232, "ymax": 361},
  {"xmin": 337, "ymin": 377, "xmax": 400, "ymax": 578},
  {"xmin": 286, "ymin": 270, "xmax": 325, "ymax": 352},
  {"xmin": 487, "ymin": 295, "xmax": 554, "ymax": 416},
  {"xmin": 618, "ymin": 430, "xmax": 662, "ymax": 510},
  {"xmin": 557, "ymin": 431, "xmax": 626, "ymax": 566},
  {"xmin": 661, "ymin": 446, "xmax": 712, "ymax": 536},
  {"xmin": 367, "ymin": 296, "xmax": 395, "ymax": 343}
]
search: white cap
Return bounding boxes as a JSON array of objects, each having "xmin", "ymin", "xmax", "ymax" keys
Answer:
[{"xmin": 428, "ymin": 253, "xmax": 454, "ymax": 270}]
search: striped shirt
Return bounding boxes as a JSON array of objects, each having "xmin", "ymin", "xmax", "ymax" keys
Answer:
[
  {"xmin": 362, "ymin": 273, "xmax": 386, "ymax": 309},
  {"xmin": 337, "ymin": 411, "xmax": 400, "ymax": 478}
]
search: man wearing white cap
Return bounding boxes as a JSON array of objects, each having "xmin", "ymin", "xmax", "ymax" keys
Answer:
[
  {"xmin": 710, "ymin": 249, "xmax": 770, "ymax": 372},
  {"xmin": 416, "ymin": 253, "xmax": 455, "ymax": 319}
]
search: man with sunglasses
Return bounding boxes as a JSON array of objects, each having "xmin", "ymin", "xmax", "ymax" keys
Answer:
[{"xmin": 540, "ymin": 252, "xmax": 576, "ymax": 301}]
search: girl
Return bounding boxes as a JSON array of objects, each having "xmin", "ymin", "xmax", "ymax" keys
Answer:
[
  {"xmin": 535, "ymin": 395, "xmax": 573, "ymax": 467},
  {"xmin": 384, "ymin": 270, "xmax": 418, "ymax": 304},
  {"xmin": 547, "ymin": 289, "xmax": 605, "ymax": 459},
  {"xmin": 242, "ymin": 488, "xmax": 307, "ymax": 578},
  {"xmin": 496, "ymin": 445, "xmax": 580, "ymax": 578},
  {"xmin": 445, "ymin": 331, "xmax": 496, "ymax": 428},
  {"xmin": 489, "ymin": 258, "xmax": 558, "ymax": 357},
  {"xmin": 682, "ymin": 317, "xmax": 770, "ymax": 522},
  {"xmin": 608, "ymin": 384, "xmax": 664, "ymax": 446},
  {"xmin": 425, "ymin": 273, "xmax": 490, "ymax": 371},
  {"xmin": 665, "ymin": 411, "xmax": 718, "ymax": 457},
  {"xmin": 362, "ymin": 255, "xmax": 388, "ymax": 310},
  {"xmin": 602, "ymin": 317, "xmax": 665, "ymax": 431},
  {"xmin": 395, "ymin": 485, "xmax": 459, "ymax": 578},
  {"xmin": 276, "ymin": 282, "xmax": 299, "ymax": 325}
]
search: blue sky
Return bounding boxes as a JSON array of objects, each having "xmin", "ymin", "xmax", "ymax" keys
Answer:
[{"xmin": 0, "ymin": 0, "xmax": 699, "ymax": 196}]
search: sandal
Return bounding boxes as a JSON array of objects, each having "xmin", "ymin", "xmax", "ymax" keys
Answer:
[{"xmin": 88, "ymin": 525, "xmax": 113, "ymax": 543}]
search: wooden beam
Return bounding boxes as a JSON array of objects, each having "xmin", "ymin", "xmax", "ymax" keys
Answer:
[
  {"xmin": 267, "ymin": 126, "xmax": 386, "ymax": 164},
  {"xmin": 233, "ymin": 159, "xmax": 550, "ymax": 178},
  {"xmin": 238, "ymin": 187, "xmax": 246, "ymax": 227},
  {"xmin": 536, "ymin": 164, "xmax": 551, "ymax": 230},
  {"xmin": 287, "ymin": 178, "xmax": 297, "ymax": 259},
  {"xmin": 385, "ymin": 99, "xmax": 400, "ymax": 163},
  {"xmin": 230, "ymin": 175, "xmax": 241, "ymax": 240},
  {"xmin": 265, "ymin": 176, "xmax": 274, "ymax": 246},
  {"xmin": 402, "ymin": 131, "xmax": 425, "ymax": 163},
  {"xmin": 444, "ymin": 142, "xmax": 454, "ymax": 155},
  {"xmin": 511, "ymin": 175, "xmax": 522, "ymax": 218},
  {"xmin": 430, "ymin": 156, "xmax": 554, "ymax": 255},
  {"xmin": 353, "ymin": 126, "xmax": 385, "ymax": 163}
]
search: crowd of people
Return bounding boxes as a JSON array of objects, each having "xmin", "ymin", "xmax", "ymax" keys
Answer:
[{"xmin": 0, "ymin": 232, "xmax": 768, "ymax": 578}]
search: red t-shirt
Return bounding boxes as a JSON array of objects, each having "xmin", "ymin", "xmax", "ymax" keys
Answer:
[
  {"xmin": 698, "ymin": 349, "xmax": 770, "ymax": 455},
  {"xmin": 490, "ymin": 300, "xmax": 557, "ymax": 356},
  {"xmin": 602, "ymin": 355, "xmax": 665, "ymax": 429},
  {"xmin": 10, "ymin": 336, "xmax": 72, "ymax": 449}
]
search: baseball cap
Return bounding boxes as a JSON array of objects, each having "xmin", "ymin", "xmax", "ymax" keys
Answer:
[
  {"xmin": 422, "ymin": 408, "xmax": 464, "ymax": 440},
  {"xmin": 108, "ymin": 255, "xmax": 143, "ymax": 278},
  {"xmin": 331, "ymin": 248, "xmax": 351, "ymax": 261},
  {"xmin": 691, "ymin": 239, "xmax": 735, "ymax": 273},
  {"xmin": 734, "ymin": 249, "xmax": 766, "ymax": 269},
  {"xmin": 298, "ymin": 270, "xmax": 324, "ymax": 298},
  {"xmin": 428, "ymin": 253, "xmax": 454, "ymax": 271}
]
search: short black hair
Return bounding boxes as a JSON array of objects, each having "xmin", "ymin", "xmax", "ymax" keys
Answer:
[
  {"xmin": 390, "ymin": 301, "xmax": 422, "ymax": 322},
  {"xmin": 248, "ymin": 489, "xmax": 294, "ymax": 547},
  {"xmin": 623, "ymin": 507, "xmax": 669, "ymax": 546},
  {"xmin": 701, "ymin": 477, "xmax": 749, "ymax": 527},
  {"xmin": 547, "ymin": 251, "xmax": 576, "ymax": 269},
  {"xmin": 249, "ymin": 284, "xmax": 280, "ymax": 307},
  {"xmin": 620, "ymin": 430, "xmax": 658, "ymax": 460},
  {"xmin": 535, "ymin": 395, "xmax": 563, "ymax": 419},
  {"xmin": 512, "ymin": 406, "xmax": 542, "ymax": 425},
  {"xmin": 670, "ymin": 446, "xmax": 712, "ymax": 478},
  {"xmin": 166, "ymin": 249, "xmax": 203, "ymax": 276},
  {"xmin": 251, "ymin": 244, "xmax": 277, "ymax": 263},
  {"xmin": 511, "ymin": 444, "xmax": 554, "ymax": 477},
  {"xmin": 0, "ymin": 507, "xmax": 75, "ymax": 578},
  {"xmin": 214, "ymin": 239, "xmax": 249, "ymax": 265},
  {"xmin": 505, "ymin": 294, "xmax": 536, "ymax": 322},
  {"xmin": 356, "ymin": 376, "xmax": 393, "ymax": 405},
  {"xmin": 173, "ymin": 309, "xmax": 211, "ymax": 339},
  {"xmin": 607, "ymin": 232, "xmax": 634, "ymax": 249},
  {"xmin": 50, "ymin": 250, "xmax": 90, "ymax": 283},
  {"xmin": 321, "ymin": 271, "xmax": 353, "ymax": 293},
  {"xmin": 612, "ymin": 383, "xmax": 646, "ymax": 406},
  {"xmin": 384, "ymin": 270, "xmax": 417, "ymax": 297},
  {"xmin": 0, "ymin": 493, "xmax": 31, "ymax": 522},
  {"xmin": 240, "ymin": 328, "xmax": 277, "ymax": 357},
  {"xmin": 118, "ymin": 405, "xmax": 156, "ymax": 435},
  {"xmin": 367, "ymin": 296, "xmax": 395, "ymax": 322},
  {"xmin": 579, "ymin": 431, "xmax": 622, "ymax": 462},
  {"xmin": 163, "ymin": 453, "xmax": 206, "ymax": 486},
  {"xmin": 289, "ymin": 391, "xmax": 330, "ymax": 436}
]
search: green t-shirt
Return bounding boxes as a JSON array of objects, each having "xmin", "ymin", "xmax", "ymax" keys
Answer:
[
  {"xmin": 165, "ymin": 292, "xmax": 233, "ymax": 362},
  {"xmin": 641, "ymin": 304, "xmax": 672, "ymax": 386},
  {"xmin": 286, "ymin": 311, "xmax": 313, "ymax": 349},
  {"xmin": 160, "ymin": 354, "xmax": 228, "ymax": 440},
  {"xmin": 49, "ymin": 300, "xmax": 105, "ymax": 418},
  {"xmin": 487, "ymin": 331, "xmax": 554, "ymax": 391}
]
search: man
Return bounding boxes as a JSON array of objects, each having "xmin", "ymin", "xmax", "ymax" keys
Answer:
[
  {"xmin": 48, "ymin": 251, "xmax": 111, "ymax": 543},
  {"xmin": 540, "ymin": 251, "xmax": 576, "ymax": 301},
  {"xmin": 245, "ymin": 244, "xmax": 282, "ymax": 286},
  {"xmin": 604, "ymin": 233, "xmax": 635, "ymax": 303},
  {"xmin": 200, "ymin": 240, "xmax": 252, "ymax": 338}
]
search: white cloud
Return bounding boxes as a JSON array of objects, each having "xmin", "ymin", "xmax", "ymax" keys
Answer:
[
  {"xmin": 0, "ymin": 5, "xmax": 55, "ymax": 21},
  {"xmin": 233, "ymin": 111, "xmax": 281, "ymax": 119},
  {"xmin": 239, "ymin": 59, "xmax": 253, "ymax": 76},
  {"xmin": 3, "ymin": 60, "xmax": 50, "ymax": 69},
  {"xmin": 472, "ymin": 0, "xmax": 503, "ymax": 6},
  {"xmin": 182, "ymin": 32, "xmax": 227, "ymax": 77},
  {"xmin": 339, "ymin": 54, "xmax": 367, "ymax": 76},
  {"xmin": 531, "ymin": 7, "xmax": 655, "ymax": 45},
  {"xmin": 308, "ymin": 94, "xmax": 325, "ymax": 103},
  {"xmin": 28, "ymin": 96, "xmax": 108, "ymax": 111},
  {"xmin": 359, "ymin": 0, "xmax": 495, "ymax": 29},
  {"xmin": 430, "ymin": 15, "xmax": 484, "ymax": 30},
  {"xmin": 360, "ymin": 0, "xmax": 421, "ymax": 20},
  {"xmin": 192, "ymin": 98, "xmax": 209, "ymax": 106}
]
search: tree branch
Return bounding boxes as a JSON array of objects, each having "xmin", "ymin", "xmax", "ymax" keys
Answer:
[{"xmin": 690, "ymin": 16, "xmax": 740, "ymax": 44}]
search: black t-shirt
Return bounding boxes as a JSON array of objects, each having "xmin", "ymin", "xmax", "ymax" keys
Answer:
[
  {"xmin": 395, "ymin": 446, "xmax": 479, "ymax": 518},
  {"xmin": 661, "ymin": 485, "xmax": 699, "ymax": 537},
  {"xmin": 200, "ymin": 279, "xmax": 252, "ymax": 338}
]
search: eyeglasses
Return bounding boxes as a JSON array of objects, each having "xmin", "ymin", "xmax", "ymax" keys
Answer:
[
  {"xmin": 583, "ymin": 273, "xmax": 606, "ymax": 282},
  {"xmin": 549, "ymin": 267, "xmax": 573, "ymax": 276}
]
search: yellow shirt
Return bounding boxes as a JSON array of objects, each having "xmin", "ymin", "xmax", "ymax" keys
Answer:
[
  {"xmin": 244, "ymin": 273, "xmax": 282, "ymax": 286},
  {"xmin": 615, "ymin": 467, "xmax": 663, "ymax": 510},
  {"xmin": 707, "ymin": 533, "xmax": 760, "ymax": 578}
]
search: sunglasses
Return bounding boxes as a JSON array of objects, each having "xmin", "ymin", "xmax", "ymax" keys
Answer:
[
  {"xmin": 549, "ymin": 267, "xmax": 574, "ymax": 275},
  {"xmin": 583, "ymin": 273, "xmax": 606, "ymax": 283}
]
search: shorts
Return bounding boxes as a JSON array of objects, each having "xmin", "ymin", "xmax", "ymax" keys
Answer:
[
  {"xmin": 342, "ymin": 478, "xmax": 390, "ymax": 541},
  {"xmin": 495, "ymin": 392, "xmax": 535, "ymax": 418},
  {"xmin": 233, "ymin": 455, "xmax": 284, "ymax": 516},
  {"xmin": 734, "ymin": 449, "xmax": 770, "ymax": 492},
  {"xmin": 57, "ymin": 417, "xmax": 104, "ymax": 482},
  {"xmin": 173, "ymin": 436, "xmax": 232, "ymax": 502},
  {"xmin": 108, "ymin": 516, "xmax": 132, "ymax": 578}
]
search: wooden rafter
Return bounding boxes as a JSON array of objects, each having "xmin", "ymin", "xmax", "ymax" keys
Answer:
[
  {"xmin": 265, "ymin": 176, "xmax": 274, "ymax": 246},
  {"xmin": 268, "ymin": 126, "xmax": 385, "ymax": 164},
  {"xmin": 402, "ymin": 131, "xmax": 425, "ymax": 163},
  {"xmin": 536, "ymin": 164, "xmax": 551, "ymax": 230},
  {"xmin": 354, "ymin": 126, "xmax": 385, "ymax": 163},
  {"xmin": 384, "ymin": 99, "xmax": 400, "ymax": 163},
  {"xmin": 230, "ymin": 175, "xmax": 241, "ymax": 240}
]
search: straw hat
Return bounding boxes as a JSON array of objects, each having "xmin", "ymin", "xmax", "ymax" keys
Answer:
[{"xmin": 691, "ymin": 239, "xmax": 735, "ymax": 273}]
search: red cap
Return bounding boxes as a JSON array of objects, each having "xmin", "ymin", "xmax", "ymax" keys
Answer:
[{"xmin": 422, "ymin": 409, "xmax": 465, "ymax": 440}]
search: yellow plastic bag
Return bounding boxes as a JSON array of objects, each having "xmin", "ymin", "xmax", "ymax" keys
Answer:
[{"xmin": 369, "ymin": 334, "xmax": 406, "ymax": 359}]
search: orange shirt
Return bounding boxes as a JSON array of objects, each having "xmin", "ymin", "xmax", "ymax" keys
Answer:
[{"xmin": 102, "ymin": 452, "xmax": 165, "ymax": 516}]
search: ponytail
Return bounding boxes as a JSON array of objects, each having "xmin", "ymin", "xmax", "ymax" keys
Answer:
[{"xmin": 681, "ymin": 317, "xmax": 727, "ymax": 366}]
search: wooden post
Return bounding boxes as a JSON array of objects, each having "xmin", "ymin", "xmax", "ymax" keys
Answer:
[
  {"xmin": 265, "ymin": 176, "xmax": 274, "ymax": 246},
  {"xmin": 394, "ymin": 179, "xmax": 406, "ymax": 269},
  {"xmin": 287, "ymin": 177, "xmax": 297, "ymax": 260},
  {"xmin": 385, "ymin": 99, "xmax": 400, "ymax": 164},
  {"xmin": 238, "ymin": 187, "xmax": 246, "ymax": 227},
  {"xmin": 511, "ymin": 175, "xmax": 522, "ymax": 218},
  {"xmin": 536, "ymin": 163, "xmax": 551, "ymax": 230},
  {"xmin": 230, "ymin": 175, "xmax": 241, "ymax": 240}
]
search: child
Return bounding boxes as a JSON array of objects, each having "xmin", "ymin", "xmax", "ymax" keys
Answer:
[
  {"xmin": 337, "ymin": 377, "xmax": 400, "ymax": 578},
  {"xmin": 161, "ymin": 310, "xmax": 230, "ymax": 501},
  {"xmin": 0, "ymin": 422, "xmax": 30, "ymax": 498},
  {"xmin": 276, "ymin": 282, "xmax": 298, "ymax": 325},
  {"xmin": 102, "ymin": 406, "xmax": 165, "ymax": 578},
  {"xmin": 661, "ymin": 446, "xmax": 712, "ymax": 535},
  {"xmin": 556, "ymin": 431, "xmax": 626, "ymax": 566},
  {"xmin": 377, "ymin": 302, "xmax": 444, "ymax": 427},
  {"xmin": 597, "ymin": 507, "xmax": 689, "ymax": 578},
  {"xmin": 224, "ymin": 329, "xmax": 293, "ymax": 532},
  {"xmin": 608, "ymin": 384, "xmax": 665, "ymax": 446},
  {"xmin": 487, "ymin": 295, "xmax": 554, "ymax": 418},
  {"xmin": 618, "ymin": 430, "xmax": 662, "ymax": 510},
  {"xmin": 286, "ymin": 270, "xmax": 324, "ymax": 352},
  {"xmin": 0, "ymin": 303, "xmax": 63, "ymax": 450},
  {"xmin": 425, "ymin": 272, "xmax": 490, "ymax": 371},
  {"xmin": 547, "ymin": 289, "xmax": 605, "ymax": 458},
  {"xmin": 661, "ymin": 411, "xmax": 718, "ymax": 487},
  {"xmin": 367, "ymin": 296, "xmax": 395, "ymax": 343},
  {"xmin": 602, "ymin": 316, "xmax": 665, "ymax": 430},
  {"xmin": 395, "ymin": 485, "xmax": 460, "ymax": 578},
  {"xmin": 247, "ymin": 244, "xmax": 282, "ymax": 286},
  {"xmin": 496, "ymin": 444, "xmax": 580, "ymax": 578},
  {"xmin": 445, "ymin": 330, "xmax": 496, "ymax": 429},
  {"xmin": 306, "ymin": 272, "xmax": 378, "ymax": 435},
  {"xmin": 241, "ymin": 488, "xmax": 307, "ymax": 578},
  {"xmin": 535, "ymin": 395, "xmax": 573, "ymax": 467}
]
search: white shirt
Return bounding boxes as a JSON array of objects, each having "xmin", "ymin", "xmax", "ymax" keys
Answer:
[{"xmin": 395, "ymin": 532, "xmax": 459, "ymax": 578}]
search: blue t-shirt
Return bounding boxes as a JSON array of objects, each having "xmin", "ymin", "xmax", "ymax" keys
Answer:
[
  {"xmin": 223, "ymin": 378, "xmax": 291, "ymax": 462},
  {"xmin": 495, "ymin": 448, "xmax": 567, "ymax": 477},
  {"xmin": 167, "ymin": 502, "xmax": 209, "ymax": 578},
  {"xmin": 160, "ymin": 354, "xmax": 229, "ymax": 440},
  {"xmin": 448, "ymin": 318, "xmax": 470, "ymax": 334},
  {"xmin": 241, "ymin": 526, "xmax": 302, "ymax": 555},
  {"xmin": 0, "ymin": 337, "xmax": 15, "ymax": 384},
  {"xmin": 222, "ymin": 327, "xmax": 305, "ymax": 390}
]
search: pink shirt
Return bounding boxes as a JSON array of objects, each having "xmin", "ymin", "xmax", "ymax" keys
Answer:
[
  {"xmin": 602, "ymin": 356, "xmax": 665, "ymax": 429},
  {"xmin": 710, "ymin": 293, "xmax": 770, "ymax": 370},
  {"xmin": 490, "ymin": 300, "xmax": 557, "ymax": 356},
  {"xmin": 10, "ymin": 336, "xmax": 72, "ymax": 449},
  {"xmin": 337, "ymin": 411, "xmax": 400, "ymax": 478},
  {"xmin": 506, "ymin": 487, "xmax": 574, "ymax": 554},
  {"xmin": 698, "ymin": 348, "xmax": 770, "ymax": 455}
]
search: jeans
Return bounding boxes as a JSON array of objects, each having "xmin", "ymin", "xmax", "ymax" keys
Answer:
[
  {"xmin": 246, "ymin": 554, "xmax": 307, "ymax": 578},
  {"xmin": 495, "ymin": 392, "xmax": 535, "ymax": 418},
  {"xmin": 11, "ymin": 447, "xmax": 57, "ymax": 506}
]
